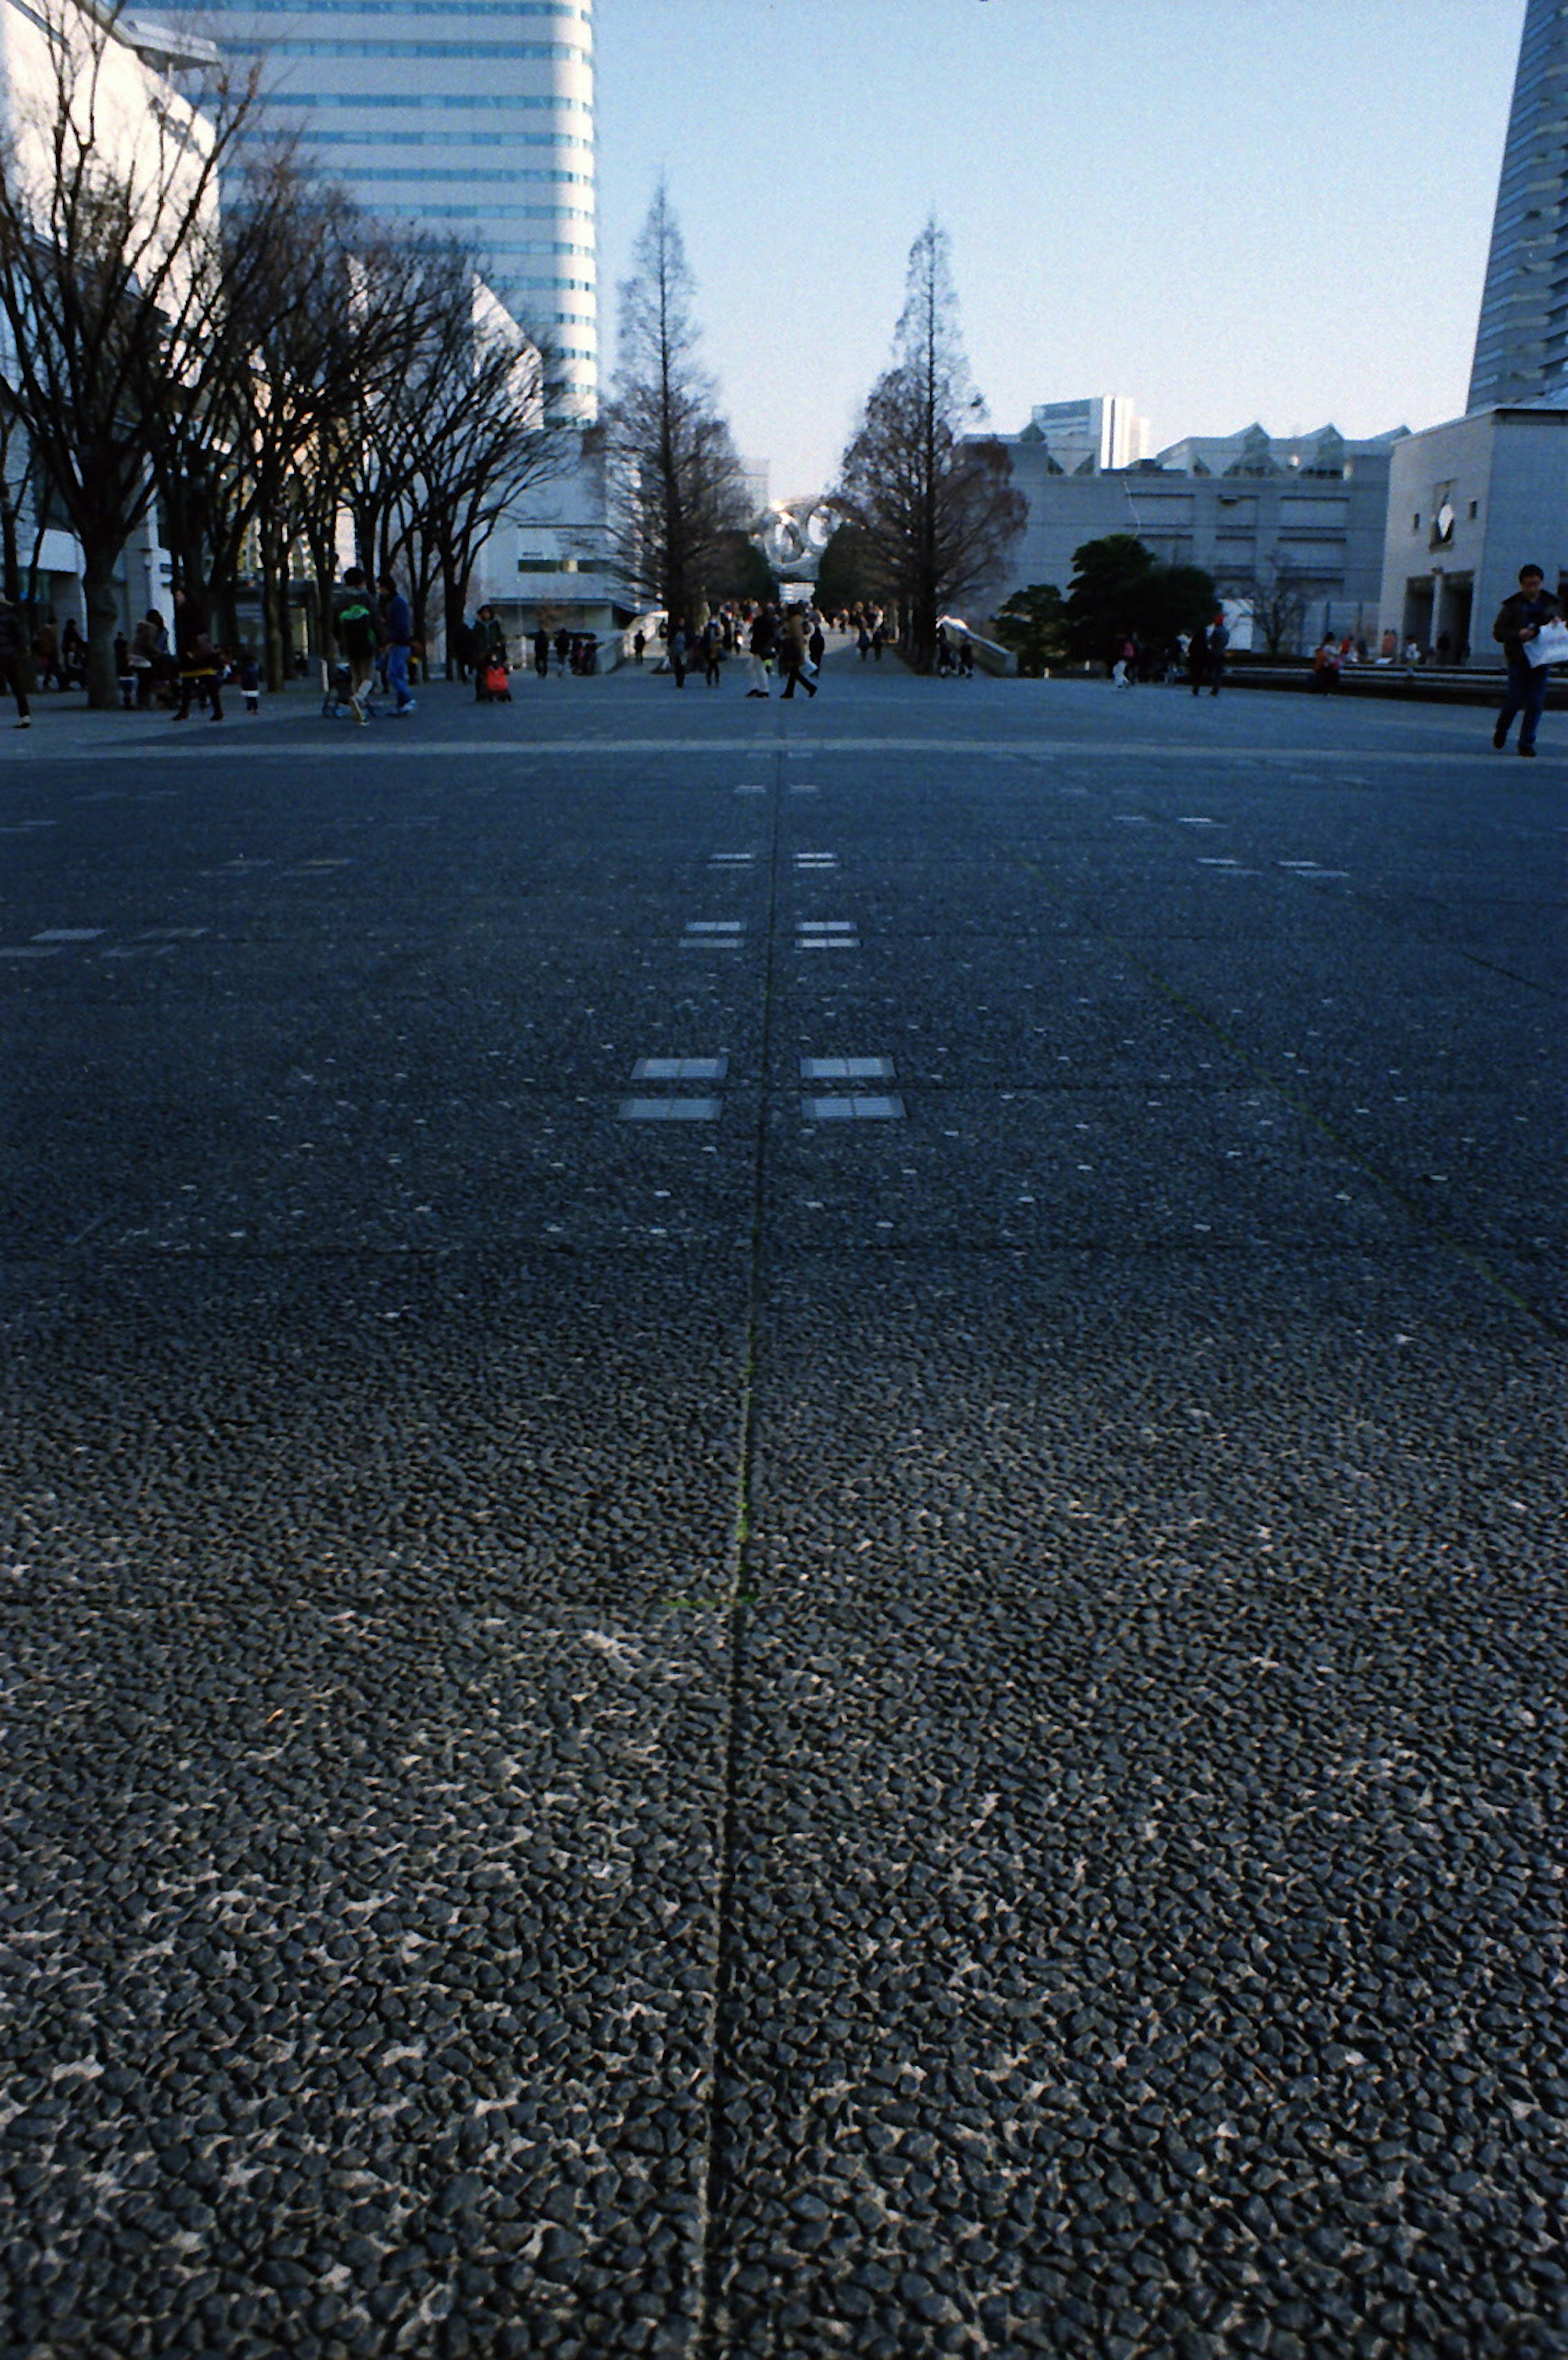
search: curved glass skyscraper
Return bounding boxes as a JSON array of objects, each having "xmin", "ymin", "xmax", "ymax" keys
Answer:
[
  {"xmin": 169, "ymin": 0, "xmax": 596, "ymax": 409},
  {"xmin": 1468, "ymin": 0, "xmax": 1568, "ymax": 411}
]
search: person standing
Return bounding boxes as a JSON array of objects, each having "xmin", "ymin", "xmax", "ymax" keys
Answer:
[
  {"xmin": 172, "ymin": 587, "xmax": 224, "ymax": 722},
  {"xmin": 33, "ymin": 615, "xmax": 61, "ymax": 691},
  {"xmin": 533, "ymin": 626, "xmax": 550, "ymax": 680},
  {"xmin": 333, "ymin": 568, "xmax": 378, "ymax": 724},
  {"xmin": 1205, "ymin": 610, "xmax": 1229, "ymax": 696},
  {"xmin": 633, "ymin": 627, "xmax": 646, "ymax": 666},
  {"xmin": 1492, "ymin": 562, "xmax": 1561, "ymax": 757},
  {"xmin": 808, "ymin": 617, "xmax": 825, "ymax": 675},
  {"xmin": 668, "ymin": 618, "xmax": 687, "ymax": 688},
  {"xmin": 473, "ymin": 604, "xmax": 507, "ymax": 700},
  {"xmin": 746, "ymin": 605, "xmax": 774, "ymax": 697},
  {"xmin": 1186, "ymin": 621, "xmax": 1209, "ymax": 697},
  {"xmin": 0, "ymin": 593, "xmax": 33, "ymax": 726},
  {"xmin": 378, "ymin": 573, "xmax": 416, "ymax": 715}
]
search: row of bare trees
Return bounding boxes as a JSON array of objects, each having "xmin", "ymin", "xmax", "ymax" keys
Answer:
[
  {"xmin": 600, "ymin": 191, "xmax": 1023, "ymax": 674},
  {"xmin": 0, "ymin": 1, "xmax": 570, "ymax": 705}
]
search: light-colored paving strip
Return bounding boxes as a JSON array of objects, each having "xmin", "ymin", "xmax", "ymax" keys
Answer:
[
  {"xmin": 632, "ymin": 1058, "xmax": 728, "ymax": 1082},
  {"xmin": 36, "ymin": 733, "xmax": 1541, "ymax": 764}
]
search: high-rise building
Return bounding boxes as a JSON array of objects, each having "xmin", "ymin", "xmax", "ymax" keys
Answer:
[
  {"xmin": 1017, "ymin": 395, "xmax": 1149, "ymax": 475},
  {"xmin": 160, "ymin": 0, "xmax": 597, "ymax": 408},
  {"xmin": 1467, "ymin": 0, "xmax": 1568, "ymax": 411}
]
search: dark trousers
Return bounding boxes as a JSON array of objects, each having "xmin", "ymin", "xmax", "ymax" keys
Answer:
[
  {"xmin": 3, "ymin": 652, "xmax": 31, "ymax": 719},
  {"xmin": 1497, "ymin": 655, "xmax": 1548, "ymax": 750}
]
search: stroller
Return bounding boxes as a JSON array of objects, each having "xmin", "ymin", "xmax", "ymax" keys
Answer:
[{"xmin": 477, "ymin": 659, "xmax": 512, "ymax": 704}]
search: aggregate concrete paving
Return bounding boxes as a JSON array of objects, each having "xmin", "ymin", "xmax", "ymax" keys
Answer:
[{"xmin": 1, "ymin": 657, "xmax": 1563, "ymax": 2359}]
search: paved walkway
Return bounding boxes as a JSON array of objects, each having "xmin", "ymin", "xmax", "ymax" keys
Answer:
[{"xmin": 2, "ymin": 659, "xmax": 1563, "ymax": 2359}]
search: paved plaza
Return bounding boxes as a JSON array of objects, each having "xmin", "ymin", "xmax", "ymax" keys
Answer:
[{"xmin": 1, "ymin": 652, "xmax": 1563, "ymax": 2360}]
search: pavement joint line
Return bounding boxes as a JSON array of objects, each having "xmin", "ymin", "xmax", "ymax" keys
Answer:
[{"xmin": 692, "ymin": 760, "xmax": 783, "ymax": 2360}]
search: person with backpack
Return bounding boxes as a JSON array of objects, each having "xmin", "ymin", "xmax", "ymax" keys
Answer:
[{"xmin": 333, "ymin": 567, "xmax": 378, "ymax": 724}]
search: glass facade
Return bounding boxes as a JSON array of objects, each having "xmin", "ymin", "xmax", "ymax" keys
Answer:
[
  {"xmin": 177, "ymin": 0, "xmax": 596, "ymax": 406},
  {"xmin": 1468, "ymin": 0, "xmax": 1568, "ymax": 410}
]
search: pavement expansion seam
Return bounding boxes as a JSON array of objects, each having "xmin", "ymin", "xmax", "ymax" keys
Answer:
[{"xmin": 691, "ymin": 741, "xmax": 786, "ymax": 2359}]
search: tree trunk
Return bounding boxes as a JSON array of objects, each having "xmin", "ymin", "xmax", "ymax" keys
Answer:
[
  {"xmin": 82, "ymin": 543, "xmax": 123, "ymax": 710},
  {"xmin": 261, "ymin": 540, "xmax": 288, "ymax": 693}
]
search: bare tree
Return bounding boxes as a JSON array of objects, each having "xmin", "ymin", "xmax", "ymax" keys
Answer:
[
  {"xmin": 0, "ymin": 0, "xmax": 262, "ymax": 704},
  {"xmin": 1240, "ymin": 550, "xmax": 1312, "ymax": 658},
  {"xmin": 833, "ymin": 218, "xmax": 1023, "ymax": 674},
  {"xmin": 339, "ymin": 240, "xmax": 570, "ymax": 660},
  {"xmin": 602, "ymin": 182, "xmax": 746, "ymax": 623}
]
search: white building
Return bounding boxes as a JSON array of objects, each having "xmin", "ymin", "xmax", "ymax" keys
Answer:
[
  {"xmin": 978, "ymin": 412, "xmax": 1403, "ymax": 653},
  {"xmin": 1379, "ymin": 404, "xmax": 1568, "ymax": 665},
  {"xmin": 0, "ymin": 0, "xmax": 216, "ymax": 630}
]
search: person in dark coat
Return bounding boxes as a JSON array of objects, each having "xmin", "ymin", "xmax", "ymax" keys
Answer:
[
  {"xmin": 533, "ymin": 626, "xmax": 550, "ymax": 679},
  {"xmin": 1186, "ymin": 623, "xmax": 1209, "ymax": 697},
  {"xmin": 173, "ymin": 587, "xmax": 223, "ymax": 721},
  {"xmin": 0, "ymin": 594, "xmax": 33, "ymax": 726},
  {"xmin": 1492, "ymin": 562, "xmax": 1561, "ymax": 757}
]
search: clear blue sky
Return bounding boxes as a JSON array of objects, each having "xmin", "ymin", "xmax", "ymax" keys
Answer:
[{"xmin": 595, "ymin": 0, "xmax": 1525, "ymax": 503}]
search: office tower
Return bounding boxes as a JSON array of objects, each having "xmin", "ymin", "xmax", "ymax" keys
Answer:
[
  {"xmin": 1468, "ymin": 0, "xmax": 1568, "ymax": 410},
  {"xmin": 1020, "ymin": 395, "xmax": 1149, "ymax": 474},
  {"xmin": 161, "ymin": 0, "xmax": 596, "ymax": 407}
]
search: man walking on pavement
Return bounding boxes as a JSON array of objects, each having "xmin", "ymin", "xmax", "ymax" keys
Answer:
[
  {"xmin": 334, "ymin": 567, "xmax": 378, "ymax": 725},
  {"xmin": 0, "ymin": 592, "xmax": 33, "ymax": 727},
  {"xmin": 779, "ymin": 606, "xmax": 818, "ymax": 699},
  {"xmin": 378, "ymin": 574, "xmax": 416, "ymax": 716},
  {"xmin": 1492, "ymin": 563, "xmax": 1561, "ymax": 757}
]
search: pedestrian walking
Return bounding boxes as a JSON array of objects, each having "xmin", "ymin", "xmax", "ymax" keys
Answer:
[
  {"xmin": 1186, "ymin": 623, "xmax": 1209, "ymax": 697},
  {"xmin": 779, "ymin": 608, "xmax": 818, "ymax": 700},
  {"xmin": 633, "ymin": 627, "xmax": 646, "ymax": 666},
  {"xmin": 333, "ymin": 568, "xmax": 378, "ymax": 724},
  {"xmin": 669, "ymin": 619, "xmax": 688, "ymax": 688},
  {"xmin": 378, "ymin": 574, "xmax": 416, "ymax": 715},
  {"xmin": 533, "ymin": 627, "xmax": 550, "ymax": 680},
  {"xmin": 746, "ymin": 606, "xmax": 774, "ymax": 697},
  {"xmin": 703, "ymin": 617, "xmax": 722, "ymax": 687},
  {"xmin": 553, "ymin": 626, "xmax": 571, "ymax": 677},
  {"xmin": 808, "ymin": 618, "xmax": 825, "ymax": 674},
  {"xmin": 0, "ymin": 592, "xmax": 33, "ymax": 727},
  {"xmin": 1492, "ymin": 562, "xmax": 1562, "ymax": 757}
]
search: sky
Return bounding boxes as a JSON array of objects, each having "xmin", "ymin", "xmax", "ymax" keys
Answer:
[{"xmin": 594, "ymin": 0, "xmax": 1526, "ymax": 504}]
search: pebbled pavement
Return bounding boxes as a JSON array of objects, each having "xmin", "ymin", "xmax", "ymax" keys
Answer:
[{"xmin": 1, "ymin": 659, "xmax": 1563, "ymax": 2358}]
